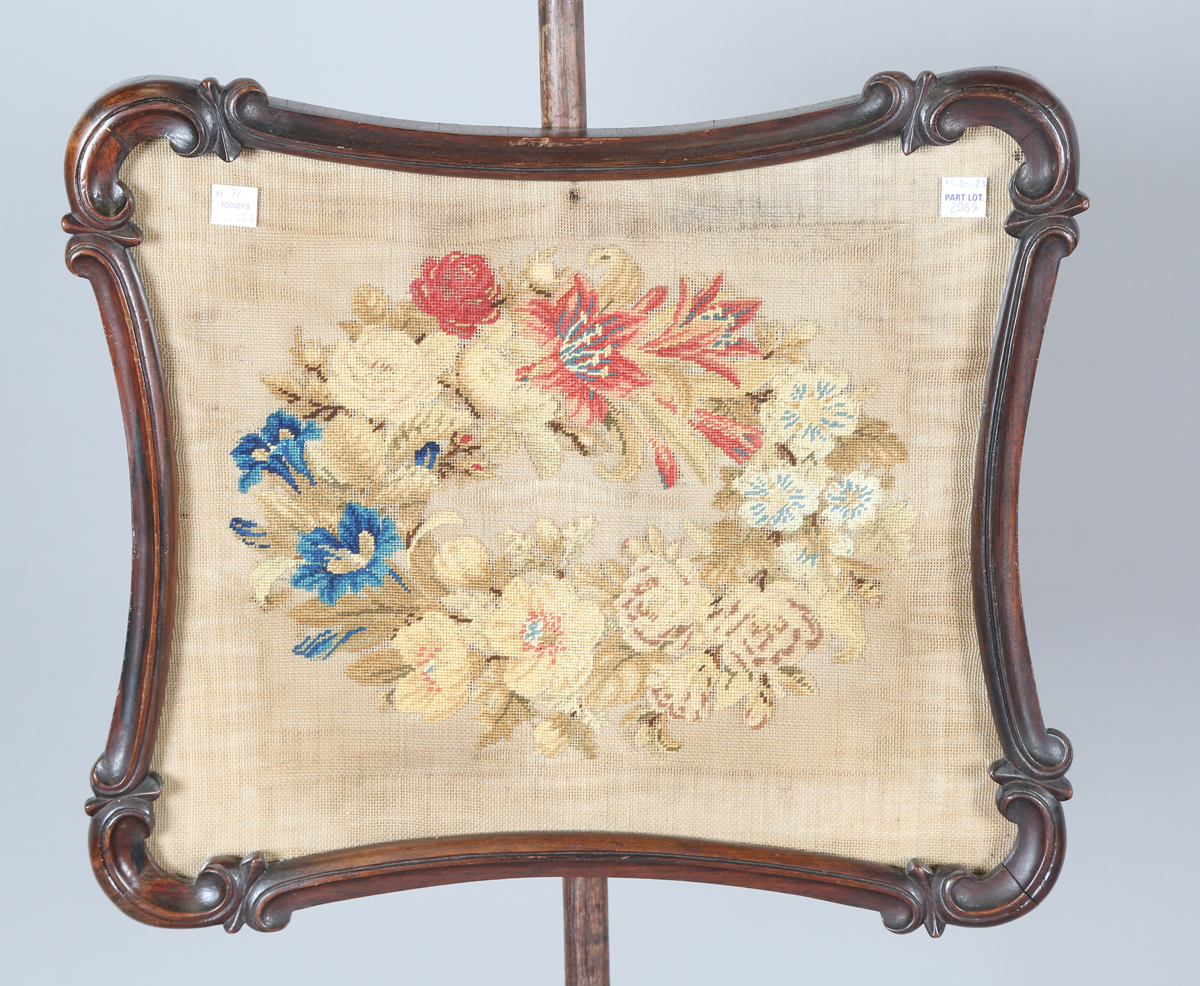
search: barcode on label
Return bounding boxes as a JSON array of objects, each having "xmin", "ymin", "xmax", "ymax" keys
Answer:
[
  {"xmin": 210, "ymin": 184, "xmax": 259, "ymax": 227},
  {"xmin": 940, "ymin": 177, "xmax": 987, "ymax": 218}
]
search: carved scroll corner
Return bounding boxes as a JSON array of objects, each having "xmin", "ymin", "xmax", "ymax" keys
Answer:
[
  {"xmin": 205, "ymin": 852, "xmax": 268, "ymax": 933},
  {"xmin": 195, "ymin": 77, "xmax": 244, "ymax": 163},
  {"xmin": 66, "ymin": 75, "xmax": 266, "ymax": 234},
  {"xmin": 62, "ymin": 213, "xmax": 142, "ymax": 248},
  {"xmin": 85, "ymin": 770, "xmax": 270, "ymax": 930},
  {"xmin": 990, "ymin": 755, "xmax": 1072, "ymax": 802},
  {"xmin": 85, "ymin": 771, "xmax": 162, "ymax": 817},
  {"xmin": 860, "ymin": 69, "xmax": 917, "ymax": 129},
  {"xmin": 902, "ymin": 859, "xmax": 946, "ymax": 937},
  {"xmin": 898, "ymin": 760, "xmax": 1070, "ymax": 934},
  {"xmin": 899, "ymin": 70, "xmax": 939, "ymax": 155},
  {"xmin": 1005, "ymin": 192, "xmax": 1089, "ymax": 237},
  {"xmin": 219, "ymin": 76, "xmax": 269, "ymax": 114}
]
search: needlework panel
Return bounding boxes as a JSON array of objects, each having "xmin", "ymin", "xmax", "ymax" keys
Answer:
[{"xmin": 120, "ymin": 129, "xmax": 1020, "ymax": 876}]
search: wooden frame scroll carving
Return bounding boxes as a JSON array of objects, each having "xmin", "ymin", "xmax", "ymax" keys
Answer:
[{"xmin": 64, "ymin": 67, "xmax": 1084, "ymax": 937}]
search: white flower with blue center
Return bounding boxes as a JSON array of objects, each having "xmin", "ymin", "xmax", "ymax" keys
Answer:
[
  {"xmin": 763, "ymin": 365, "xmax": 859, "ymax": 461},
  {"xmin": 822, "ymin": 471, "xmax": 880, "ymax": 529},
  {"xmin": 736, "ymin": 464, "xmax": 830, "ymax": 531}
]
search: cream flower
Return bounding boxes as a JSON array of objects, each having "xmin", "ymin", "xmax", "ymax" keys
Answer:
[
  {"xmin": 433, "ymin": 536, "xmax": 492, "ymax": 589},
  {"xmin": 385, "ymin": 614, "xmax": 481, "ymax": 721},
  {"xmin": 459, "ymin": 320, "xmax": 562, "ymax": 476},
  {"xmin": 486, "ymin": 578, "xmax": 604, "ymax": 702},
  {"xmin": 822, "ymin": 471, "xmax": 880, "ymax": 529},
  {"xmin": 763, "ymin": 365, "xmax": 859, "ymax": 461},
  {"xmin": 614, "ymin": 555, "xmax": 711, "ymax": 655},
  {"xmin": 326, "ymin": 327, "xmax": 453, "ymax": 426},
  {"xmin": 709, "ymin": 582, "xmax": 823, "ymax": 671},
  {"xmin": 458, "ymin": 317, "xmax": 543, "ymax": 409},
  {"xmin": 459, "ymin": 337, "xmax": 519, "ymax": 412}
]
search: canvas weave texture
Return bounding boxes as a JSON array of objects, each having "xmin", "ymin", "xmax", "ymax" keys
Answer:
[{"xmin": 121, "ymin": 129, "xmax": 1021, "ymax": 877}]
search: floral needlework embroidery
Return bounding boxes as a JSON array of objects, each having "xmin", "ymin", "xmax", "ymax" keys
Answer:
[{"xmin": 229, "ymin": 247, "xmax": 915, "ymax": 757}]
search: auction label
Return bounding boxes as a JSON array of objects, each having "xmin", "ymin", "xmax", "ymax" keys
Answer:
[
  {"xmin": 210, "ymin": 184, "xmax": 259, "ymax": 227},
  {"xmin": 940, "ymin": 177, "xmax": 987, "ymax": 218}
]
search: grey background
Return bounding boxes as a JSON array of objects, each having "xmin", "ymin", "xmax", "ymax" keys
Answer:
[{"xmin": 2, "ymin": 1, "xmax": 1195, "ymax": 982}]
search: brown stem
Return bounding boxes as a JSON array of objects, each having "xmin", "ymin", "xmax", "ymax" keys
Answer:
[
  {"xmin": 539, "ymin": 0, "xmax": 587, "ymax": 130},
  {"xmin": 563, "ymin": 876, "xmax": 609, "ymax": 986}
]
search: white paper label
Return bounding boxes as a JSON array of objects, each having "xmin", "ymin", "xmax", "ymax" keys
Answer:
[
  {"xmin": 210, "ymin": 184, "xmax": 259, "ymax": 227},
  {"xmin": 940, "ymin": 177, "xmax": 987, "ymax": 218}
]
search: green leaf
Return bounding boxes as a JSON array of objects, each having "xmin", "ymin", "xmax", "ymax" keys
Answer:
[
  {"xmin": 825, "ymin": 418, "xmax": 909, "ymax": 473},
  {"xmin": 776, "ymin": 666, "xmax": 817, "ymax": 695},
  {"xmin": 474, "ymin": 679, "xmax": 534, "ymax": 749}
]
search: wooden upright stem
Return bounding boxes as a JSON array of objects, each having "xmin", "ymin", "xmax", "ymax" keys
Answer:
[
  {"xmin": 539, "ymin": 0, "xmax": 587, "ymax": 129},
  {"xmin": 563, "ymin": 875, "xmax": 609, "ymax": 986},
  {"xmin": 540, "ymin": 3, "xmax": 603, "ymax": 979}
]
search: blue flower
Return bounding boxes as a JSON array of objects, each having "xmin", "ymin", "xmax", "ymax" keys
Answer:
[
  {"xmin": 232, "ymin": 411, "xmax": 322, "ymax": 493},
  {"xmin": 229, "ymin": 517, "xmax": 271, "ymax": 549},
  {"xmin": 292, "ymin": 502, "xmax": 405, "ymax": 605},
  {"xmin": 293, "ymin": 627, "xmax": 366, "ymax": 660},
  {"xmin": 415, "ymin": 441, "xmax": 441, "ymax": 469}
]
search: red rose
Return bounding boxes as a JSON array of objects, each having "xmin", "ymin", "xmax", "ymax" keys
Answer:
[{"xmin": 410, "ymin": 252, "xmax": 502, "ymax": 339}]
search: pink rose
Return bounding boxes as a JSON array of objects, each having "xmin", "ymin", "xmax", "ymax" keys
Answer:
[
  {"xmin": 710, "ymin": 582, "xmax": 823, "ymax": 671},
  {"xmin": 614, "ymin": 556, "xmax": 709, "ymax": 655},
  {"xmin": 411, "ymin": 252, "xmax": 502, "ymax": 339}
]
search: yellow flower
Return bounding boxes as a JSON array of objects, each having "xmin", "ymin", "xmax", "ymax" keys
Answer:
[
  {"xmin": 387, "ymin": 614, "xmax": 481, "ymax": 721},
  {"xmin": 486, "ymin": 578, "xmax": 604, "ymax": 703}
]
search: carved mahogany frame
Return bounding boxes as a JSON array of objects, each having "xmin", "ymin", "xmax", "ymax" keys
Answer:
[{"xmin": 65, "ymin": 68, "xmax": 1084, "ymax": 937}]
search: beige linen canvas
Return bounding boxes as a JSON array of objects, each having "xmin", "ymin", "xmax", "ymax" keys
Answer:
[{"xmin": 120, "ymin": 126, "xmax": 1021, "ymax": 878}]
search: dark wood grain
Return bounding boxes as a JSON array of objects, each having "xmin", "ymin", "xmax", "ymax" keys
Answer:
[
  {"xmin": 240, "ymin": 830, "xmax": 928, "ymax": 934},
  {"xmin": 540, "ymin": 0, "xmax": 586, "ymax": 130},
  {"xmin": 564, "ymin": 877, "xmax": 609, "ymax": 986},
  {"xmin": 63, "ymin": 67, "xmax": 1084, "ymax": 936},
  {"xmin": 64, "ymin": 230, "xmax": 177, "ymax": 801},
  {"xmin": 85, "ymin": 776, "xmax": 265, "ymax": 931},
  {"xmin": 973, "ymin": 214, "xmax": 1079, "ymax": 783}
]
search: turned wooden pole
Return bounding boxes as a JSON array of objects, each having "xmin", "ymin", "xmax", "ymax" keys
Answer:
[
  {"xmin": 563, "ymin": 874, "xmax": 609, "ymax": 986},
  {"xmin": 539, "ymin": 0, "xmax": 587, "ymax": 129},
  {"xmin": 538, "ymin": 2, "xmax": 606, "ymax": 983}
]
